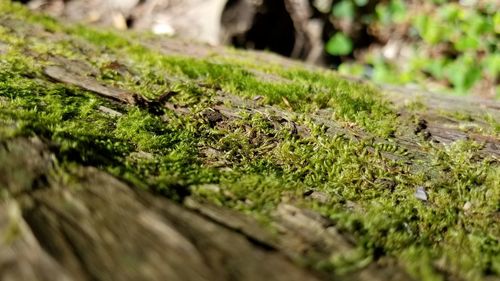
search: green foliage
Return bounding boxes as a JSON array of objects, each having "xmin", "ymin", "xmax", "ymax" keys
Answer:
[
  {"xmin": 326, "ymin": 32, "xmax": 353, "ymax": 56},
  {"xmin": 327, "ymin": 0, "xmax": 499, "ymax": 96},
  {"xmin": 375, "ymin": 0, "xmax": 407, "ymax": 24},
  {"xmin": 332, "ymin": 0, "xmax": 356, "ymax": 19}
]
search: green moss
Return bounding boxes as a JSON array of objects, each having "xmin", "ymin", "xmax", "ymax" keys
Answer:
[
  {"xmin": 10, "ymin": 2, "xmax": 80, "ymax": 30},
  {"xmin": 1, "ymin": 2, "xmax": 499, "ymax": 280},
  {"xmin": 484, "ymin": 113, "xmax": 500, "ymax": 135}
]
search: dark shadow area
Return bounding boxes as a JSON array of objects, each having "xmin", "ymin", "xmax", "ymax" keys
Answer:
[{"xmin": 222, "ymin": 0, "xmax": 296, "ymax": 57}]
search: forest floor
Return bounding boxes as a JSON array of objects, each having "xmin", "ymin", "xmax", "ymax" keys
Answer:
[{"xmin": 1, "ymin": 2, "xmax": 500, "ymax": 281}]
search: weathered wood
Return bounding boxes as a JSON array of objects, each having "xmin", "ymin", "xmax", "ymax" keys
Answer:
[
  {"xmin": 0, "ymin": 201, "xmax": 74, "ymax": 281},
  {"xmin": 273, "ymin": 204, "xmax": 414, "ymax": 281},
  {"xmin": 44, "ymin": 65, "xmax": 149, "ymax": 106},
  {"xmin": 0, "ymin": 137, "xmax": 324, "ymax": 281},
  {"xmin": 42, "ymin": 58, "xmax": 500, "ymax": 166}
]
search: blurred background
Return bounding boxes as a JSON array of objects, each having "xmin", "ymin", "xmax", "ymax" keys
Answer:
[{"xmin": 16, "ymin": 0, "xmax": 499, "ymax": 98}]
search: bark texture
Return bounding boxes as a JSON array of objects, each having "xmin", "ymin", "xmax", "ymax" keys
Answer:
[{"xmin": 1, "ymin": 137, "xmax": 323, "ymax": 281}]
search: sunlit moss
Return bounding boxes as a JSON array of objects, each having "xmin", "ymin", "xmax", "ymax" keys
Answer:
[{"xmin": 0, "ymin": 2, "xmax": 499, "ymax": 280}]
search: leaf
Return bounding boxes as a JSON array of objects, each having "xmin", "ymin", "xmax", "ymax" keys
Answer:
[
  {"xmin": 445, "ymin": 57, "xmax": 482, "ymax": 93},
  {"xmin": 354, "ymin": 0, "xmax": 368, "ymax": 7},
  {"xmin": 338, "ymin": 63, "xmax": 365, "ymax": 76},
  {"xmin": 438, "ymin": 4, "xmax": 460, "ymax": 21},
  {"xmin": 454, "ymin": 35, "xmax": 480, "ymax": 51},
  {"xmin": 424, "ymin": 58, "xmax": 448, "ymax": 80},
  {"xmin": 326, "ymin": 33, "xmax": 353, "ymax": 56},
  {"xmin": 372, "ymin": 61, "xmax": 398, "ymax": 83},
  {"xmin": 413, "ymin": 15, "xmax": 442, "ymax": 44},
  {"xmin": 332, "ymin": 0, "xmax": 355, "ymax": 19},
  {"xmin": 389, "ymin": 0, "xmax": 407, "ymax": 23},
  {"xmin": 462, "ymin": 66, "xmax": 481, "ymax": 92},
  {"xmin": 483, "ymin": 54, "xmax": 500, "ymax": 78},
  {"xmin": 494, "ymin": 13, "xmax": 500, "ymax": 34}
]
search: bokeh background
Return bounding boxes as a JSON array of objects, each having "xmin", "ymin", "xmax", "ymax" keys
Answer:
[{"xmin": 17, "ymin": 0, "xmax": 500, "ymax": 98}]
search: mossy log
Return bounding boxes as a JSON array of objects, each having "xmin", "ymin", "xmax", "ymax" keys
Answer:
[
  {"xmin": 0, "ymin": 2, "xmax": 499, "ymax": 281},
  {"xmin": 1, "ymin": 137, "xmax": 324, "ymax": 281}
]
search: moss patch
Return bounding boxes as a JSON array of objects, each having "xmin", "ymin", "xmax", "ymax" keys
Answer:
[{"xmin": 1, "ymin": 2, "xmax": 499, "ymax": 281}]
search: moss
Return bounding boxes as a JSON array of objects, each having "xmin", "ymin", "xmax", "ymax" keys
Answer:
[
  {"xmin": 1, "ymin": 2, "xmax": 499, "ymax": 280},
  {"xmin": 484, "ymin": 113, "xmax": 500, "ymax": 135}
]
